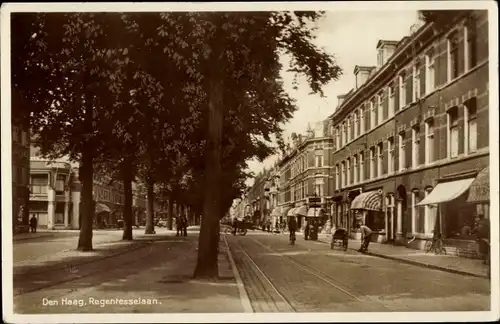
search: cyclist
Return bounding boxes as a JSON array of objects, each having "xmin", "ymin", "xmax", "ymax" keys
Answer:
[{"xmin": 288, "ymin": 216, "xmax": 297, "ymax": 245}]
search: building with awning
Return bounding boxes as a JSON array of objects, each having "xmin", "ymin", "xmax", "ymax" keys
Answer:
[
  {"xmin": 95, "ymin": 202, "xmax": 112, "ymax": 214},
  {"xmin": 350, "ymin": 190, "xmax": 382, "ymax": 211},
  {"xmin": 287, "ymin": 207, "xmax": 297, "ymax": 217},
  {"xmin": 294, "ymin": 205, "xmax": 308, "ymax": 217},
  {"xmin": 417, "ymin": 178, "xmax": 475, "ymax": 207},
  {"xmin": 307, "ymin": 207, "xmax": 325, "ymax": 217},
  {"xmin": 467, "ymin": 167, "xmax": 490, "ymax": 203}
]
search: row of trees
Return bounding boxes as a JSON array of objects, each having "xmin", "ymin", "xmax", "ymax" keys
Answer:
[{"xmin": 12, "ymin": 11, "xmax": 341, "ymax": 277}]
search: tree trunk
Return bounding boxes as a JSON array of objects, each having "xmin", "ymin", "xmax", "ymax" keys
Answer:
[
  {"xmin": 77, "ymin": 143, "xmax": 94, "ymax": 251},
  {"xmin": 145, "ymin": 176, "xmax": 155, "ymax": 234},
  {"xmin": 193, "ymin": 46, "xmax": 224, "ymax": 278},
  {"xmin": 122, "ymin": 160, "xmax": 134, "ymax": 240},
  {"xmin": 167, "ymin": 195, "xmax": 174, "ymax": 230}
]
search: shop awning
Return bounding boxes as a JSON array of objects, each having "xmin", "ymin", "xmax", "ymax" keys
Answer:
[
  {"xmin": 287, "ymin": 208, "xmax": 297, "ymax": 217},
  {"xmin": 307, "ymin": 208, "xmax": 325, "ymax": 217},
  {"xmin": 417, "ymin": 178, "xmax": 475, "ymax": 206},
  {"xmin": 467, "ymin": 167, "xmax": 490, "ymax": 203},
  {"xmin": 294, "ymin": 205, "xmax": 308, "ymax": 216},
  {"xmin": 95, "ymin": 202, "xmax": 111, "ymax": 214},
  {"xmin": 350, "ymin": 191, "xmax": 382, "ymax": 211}
]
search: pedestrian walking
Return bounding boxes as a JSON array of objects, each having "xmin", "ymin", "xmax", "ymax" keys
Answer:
[
  {"xmin": 29, "ymin": 214, "xmax": 38, "ymax": 233},
  {"xmin": 474, "ymin": 214, "xmax": 490, "ymax": 265},
  {"xmin": 176, "ymin": 216, "xmax": 182, "ymax": 236},
  {"xmin": 358, "ymin": 223, "xmax": 373, "ymax": 253},
  {"xmin": 288, "ymin": 216, "xmax": 297, "ymax": 245},
  {"xmin": 182, "ymin": 215, "xmax": 188, "ymax": 236}
]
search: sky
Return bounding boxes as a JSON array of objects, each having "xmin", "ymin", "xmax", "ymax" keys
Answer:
[{"xmin": 245, "ymin": 10, "xmax": 421, "ymax": 187}]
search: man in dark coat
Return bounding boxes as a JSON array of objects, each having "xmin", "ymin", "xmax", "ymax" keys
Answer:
[
  {"xmin": 182, "ymin": 215, "xmax": 188, "ymax": 236},
  {"xmin": 29, "ymin": 214, "xmax": 38, "ymax": 233}
]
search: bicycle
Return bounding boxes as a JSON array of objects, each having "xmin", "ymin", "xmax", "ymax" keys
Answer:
[{"xmin": 424, "ymin": 232, "xmax": 447, "ymax": 255}]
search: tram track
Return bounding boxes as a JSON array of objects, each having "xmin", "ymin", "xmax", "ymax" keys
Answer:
[{"xmin": 228, "ymin": 235, "xmax": 395, "ymax": 312}]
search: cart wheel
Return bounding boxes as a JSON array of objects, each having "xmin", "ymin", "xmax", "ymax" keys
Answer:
[{"xmin": 242, "ymin": 229, "xmax": 248, "ymax": 236}]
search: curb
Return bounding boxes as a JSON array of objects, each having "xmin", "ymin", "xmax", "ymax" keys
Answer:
[
  {"xmin": 13, "ymin": 233, "xmax": 55, "ymax": 242},
  {"xmin": 316, "ymin": 237, "xmax": 489, "ymax": 279},
  {"xmin": 222, "ymin": 234, "xmax": 253, "ymax": 313}
]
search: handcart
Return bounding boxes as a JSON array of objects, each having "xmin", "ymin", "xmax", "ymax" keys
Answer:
[{"xmin": 330, "ymin": 228, "xmax": 349, "ymax": 251}]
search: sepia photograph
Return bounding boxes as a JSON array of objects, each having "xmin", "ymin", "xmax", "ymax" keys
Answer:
[{"xmin": 1, "ymin": 1, "xmax": 498, "ymax": 323}]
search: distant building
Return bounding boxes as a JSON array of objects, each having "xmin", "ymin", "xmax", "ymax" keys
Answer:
[
  {"xmin": 29, "ymin": 146, "xmax": 149, "ymax": 229},
  {"xmin": 276, "ymin": 121, "xmax": 334, "ymax": 231},
  {"xmin": 328, "ymin": 10, "xmax": 489, "ymax": 258},
  {"xmin": 12, "ymin": 123, "xmax": 30, "ymax": 233}
]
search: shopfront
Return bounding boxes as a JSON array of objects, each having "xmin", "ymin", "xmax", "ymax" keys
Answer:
[
  {"xmin": 350, "ymin": 190, "xmax": 385, "ymax": 242},
  {"xmin": 417, "ymin": 172, "xmax": 485, "ymax": 258}
]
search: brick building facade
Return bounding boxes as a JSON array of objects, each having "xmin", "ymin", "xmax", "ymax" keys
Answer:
[
  {"xmin": 277, "ymin": 121, "xmax": 335, "ymax": 231},
  {"xmin": 328, "ymin": 10, "xmax": 489, "ymax": 258}
]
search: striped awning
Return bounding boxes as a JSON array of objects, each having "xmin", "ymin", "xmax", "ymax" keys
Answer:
[
  {"xmin": 294, "ymin": 205, "xmax": 308, "ymax": 216},
  {"xmin": 307, "ymin": 208, "xmax": 325, "ymax": 217},
  {"xmin": 467, "ymin": 167, "xmax": 490, "ymax": 203},
  {"xmin": 95, "ymin": 202, "xmax": 111, "ymax": 214},
  {"xmin": 287, "ymin": 208, "xmax": 297, "ymax": 217},
  {"xmin": 350, "ymin": 191, "xmax": 382, "ymax": 211}
]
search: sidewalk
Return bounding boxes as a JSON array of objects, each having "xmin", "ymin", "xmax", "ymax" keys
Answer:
[
  {"xmin": 316, "ymin": 234, "xmax": 489, "ymax": 279},
  {"xmin": 14, "ymin": 233, "xmax": 245, "ymax": 313}
]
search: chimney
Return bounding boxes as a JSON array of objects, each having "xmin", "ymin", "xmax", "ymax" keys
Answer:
[
  {"xmin": 376, "ymin": 40, "xmax": 400, "ymax": 67},
  {"xmin": 337, "ymin": 94, "xmax": 347, "ymax": 107},
  {"xmin": 354, "ymin": 65, "xmax": 376, "ymax": 89}
]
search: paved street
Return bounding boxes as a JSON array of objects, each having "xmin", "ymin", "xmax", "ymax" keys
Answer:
[
  {"xmin": 11, "ymin": 228, "xmax": 491, "ymax": 314},
  {"xmin": 226, "ymin": 233, "xmax": 491, "ymax": 312}
]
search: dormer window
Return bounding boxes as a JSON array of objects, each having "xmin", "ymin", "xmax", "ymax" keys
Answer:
[{"xmin": 377, "ymin": 48, "xmax": 384, "ymax": 67}]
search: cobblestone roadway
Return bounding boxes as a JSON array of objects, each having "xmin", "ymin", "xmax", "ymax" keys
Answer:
[{"xmin": 226, "ymin": 233, "xmax": 490, "ymax": 312}]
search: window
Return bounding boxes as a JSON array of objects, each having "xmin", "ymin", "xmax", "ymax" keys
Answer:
[
  {"xmin": 398, "ymin": 132, "xmax": 406, "ymax": 171},
  {"xmin": 354, "ymin": 111, "xmax": 359, "ymax": 138},
  {"xmin": 55, "ymin": 174, "xmax": 66, "ymax": 194},
  {"xmin": 377, "ymin": 142, "xmax": 383, "ymax": 176},
  {"xmin": 31, "ymin": 174, "xmax": 48, "ymax": 194},
  {"xmin": 465, "ymin": 19, "xmax": 478, "ymax": 70},
  {"xmin": 12, "ymin": 126, "xmax": 19, "ymax": 143},
  {"xmin": 378, "ymin": 92, "xmax": 383, "ymax": 125},
  {"xmin": 335, "ymin": 127, "xmax": 340, "ymax": 149},
  {"xmin": 388, "ymin": 84, "xmax": 395, "ymax": 118},
  {"xmin": 448, "ymin": 33, "xmax": 459, "ymax": 81},
  {"xmin": 412, "ymin": 126, "xmax": 420, "ymax": 168},
  {"xmin": 359, "ymin": 152, "xmax": 365, "ymax": 182},
  {"xmin": 314, "ymin": 177, "xmax": 324, "ymax": 197},
  {"xmin": 411, "ymin": 190, "xmax": 420, "ymax": 234},
  {"xmin": 353, "ymin": 155, "xmax": 358, "ymax": 184},
  {"xmin": 347, "ymin": 117, "xmax": 351, "ymax": 142},
  {"xmin": 315, "ymin": 150, "xmax": 324, "ymax": 167},
  {"xmin": 424, "ymin": 188, "xmax": 438, "ymax": 235},
  {"xmin": 370, "ymin": 99, "xmax": 376, "ymax": 129},
  {"xmin": 377, "ymin": 48, "xmax": 384, "ymax": 67},
  {"xmin": 340, "ymin": 161, "xmax": 345, "ymax": 188},
  {"xmin": 447, "ymin": 107, "xmax": 459, "ymax": 158},
  {"xmin": 464, "ymin": 98, "xmax": 478, "ymax": 153},
  {"xmin": 399, "ymin": 72, "xmax": 406, "ymax": 108},
  {"xmin": 370, "ymin": 147, "xmax": 376, "ymax": 179},
  {"xmin": 426, "ymin": 49, "xmax": 435, "ymax": 94},
  {"xmin": 413, "ymin": 62, "xmax": 421, "ymax": 101},
  {"xmin": 21, "ymin": 131, "xmax": 28, "ymax": 146},
  {"xmin": 335, "ymin": 164, "xmax": 340, "ymax": 190},
  {"xmin": 342, "ymin": 122, "xmax": 347, "ymax": 146},
  {"xmin": 425, "ymin": 119, "xmax": 435, "ymax": 164},
  {"xmin": 347, "ymin": 158, "xmax": 351, "ymax": 185},
  {"xmin": 388, "ymin": 137, "xmax": 395, "ymax": 174},
  {"xmin": 360, "ymin": 106, "xmax": 366, "ymax": 134}
]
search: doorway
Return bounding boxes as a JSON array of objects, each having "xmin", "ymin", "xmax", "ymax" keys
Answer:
[{"xmin": 396, "ymin": 185, "xmax": 407, "ymax": 238}]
